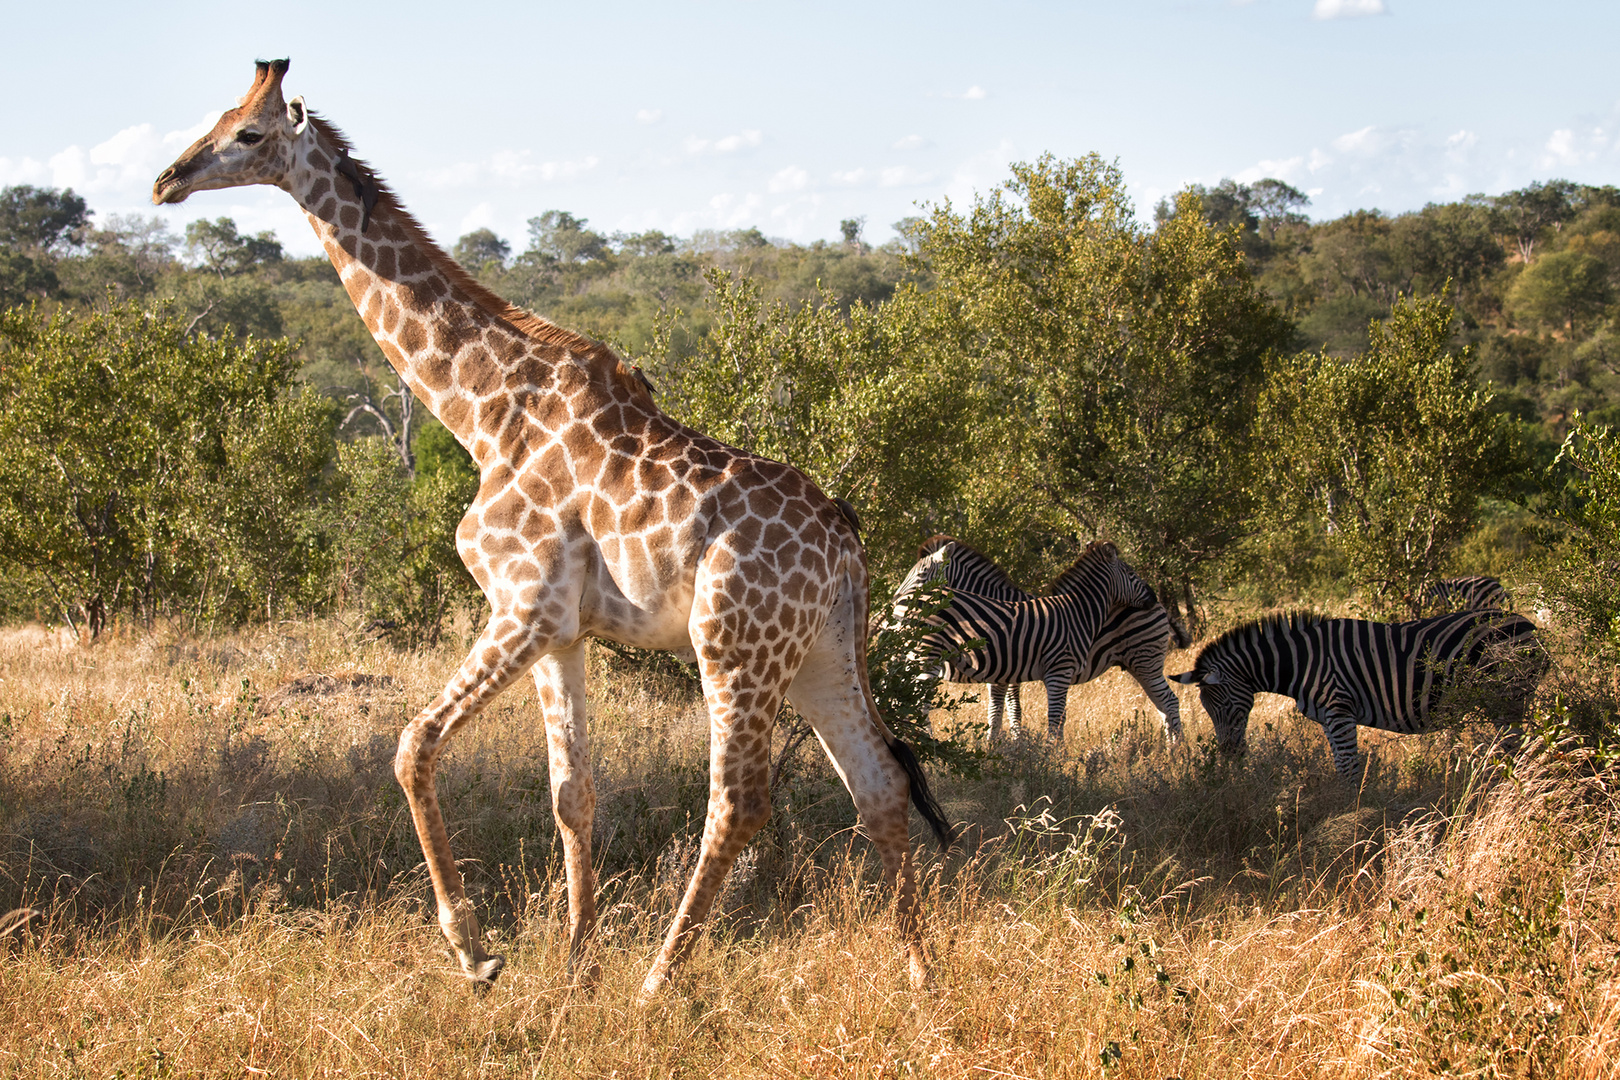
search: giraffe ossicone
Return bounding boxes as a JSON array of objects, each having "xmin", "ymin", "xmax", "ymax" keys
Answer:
[{"xmin": 153, "ymin": 58, "xmax": 951, "ymax": 1001}]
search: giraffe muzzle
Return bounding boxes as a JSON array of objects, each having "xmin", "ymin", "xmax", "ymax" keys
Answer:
[{"xmin": 151, "ymin": 165, "xmax": 192, "ymax": 205}]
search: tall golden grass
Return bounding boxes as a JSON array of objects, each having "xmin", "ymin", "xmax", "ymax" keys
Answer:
[{"xmin": 0, "ymin": 617, "xmax": 1614, "ymax": 1078}]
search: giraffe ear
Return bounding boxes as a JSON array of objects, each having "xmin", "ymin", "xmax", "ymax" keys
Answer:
[{"xmin": 287, "ymin": 96, "xmax": 310, "ymax": 134}]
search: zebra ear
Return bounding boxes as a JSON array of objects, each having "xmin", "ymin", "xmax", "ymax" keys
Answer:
[{"xmin": 1170, "ymin": 670, "xmax": 1200, "ymax": 685}]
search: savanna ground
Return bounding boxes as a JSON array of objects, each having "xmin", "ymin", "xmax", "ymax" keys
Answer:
[{"xmin": 0, "ymin": 612, "xmax": 1616, "ymax": 1079}]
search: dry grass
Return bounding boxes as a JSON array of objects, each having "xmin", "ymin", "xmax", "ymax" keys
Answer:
[{"xmin": 0, "ymin": 617, "xmax": 1615, "ymax": 1078}]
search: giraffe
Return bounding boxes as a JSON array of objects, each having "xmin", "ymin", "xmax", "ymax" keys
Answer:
[{"xmin": 152, "ymin": 59, "xmax": 952, "ymax": 1000}]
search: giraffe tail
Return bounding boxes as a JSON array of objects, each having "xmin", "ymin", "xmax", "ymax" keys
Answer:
[{"xmin": 885, "ymin": 736, "xmax": 955, "ymax": 851}]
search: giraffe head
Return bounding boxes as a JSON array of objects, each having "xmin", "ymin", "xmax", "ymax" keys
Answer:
[{"xmin": 152, "ymin": 59, "xmax": 309, "ymax": 206}]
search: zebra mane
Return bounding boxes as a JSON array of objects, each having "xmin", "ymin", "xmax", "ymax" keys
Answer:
[
  {"xmin": 1196, "ymin": 610, "xmax": 1328, "ymax": 671},
  {"xmin": 917, "ymin": 535, "xmax": 1022, "ymax": 593},
  {"xmin": 1047, "ymin": 540, "xmax": 1123, "ymax": 595}
]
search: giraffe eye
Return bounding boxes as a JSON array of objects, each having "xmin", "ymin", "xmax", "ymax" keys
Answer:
[{"xmin": 236, "ymin": 131, "xmax": 264, "ymax": 146}]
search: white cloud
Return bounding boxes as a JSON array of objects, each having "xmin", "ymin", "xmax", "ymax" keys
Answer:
[
  {"xmin": 1313, "ymin": 0, "xmax": 1388, "ymax": 18},
  {"xmin": 831, "ymin": 167, "xmax": 868, "ymax": 186},
  {"xmin": 880, "ymin": 165, "xmax": 936, "ymax": 187},
  {"xmin": 635, "ymin": 108, "xmax": 663, "ymax": 125},
  {"xmin": 769, "ymin": 166, "xmax": 808, "ymax": 193},
  {"xmin": 2, "ymin": 114, "xmax": 220, "ymax": 198},
  {"xmin": 893, "ymin": 134, "xmax": 927, "ymax": 151},
  {"xmin": 420, "ymin": 151, "xmax": 599, "ymax": 189},
  {"xmin": 949, "ymin": 85, "xmax": 988, "ymax": 100},
  {"xmin": 684, "ymin": 130, "xmax": 763, "ymax": 156},
  {"xmin": 456, "ymin": 201, "xmax": 497, "ymax": 235},
  {"xmin": 1235, "ymin": 155, "xmax": 1305, "ymax": 184},
  {"xmin": 1537, "ymin": 124, "xmax": 1614, "ymax": 170},
  {"xmin": 1331, "ymin": 125, "xmax": 1381, "ymax": 154},
  {"xmin": 666, "ymin": 190, "xmax": 767, "ymax": 234}
]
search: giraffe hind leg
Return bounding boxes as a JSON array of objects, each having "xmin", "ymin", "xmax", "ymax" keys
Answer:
[
  {"xmin": 784, "ymin": 611, "xmax": 934, "ymax": 988},
  {"xmin": 637, "ymin": 656, "xmax": 787, "ymax": 1005}
]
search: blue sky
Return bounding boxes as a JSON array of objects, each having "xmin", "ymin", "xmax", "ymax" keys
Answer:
[{"xmin": 3, "ymin": 1, "xmax": 1616, "ymax": 257}]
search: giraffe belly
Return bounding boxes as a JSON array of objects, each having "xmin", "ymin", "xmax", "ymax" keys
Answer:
[{"xmin": 578, "ymin": 562, "xmax": 698, "ymax": 653}]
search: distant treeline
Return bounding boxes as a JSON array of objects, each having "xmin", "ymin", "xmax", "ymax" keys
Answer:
[{"xmin": 0, "ymin": 163, "xmax": 1616, "ymax": 644}]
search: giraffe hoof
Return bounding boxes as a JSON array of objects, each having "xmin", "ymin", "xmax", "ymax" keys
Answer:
[{"xmin": 466, "ymin": 954, "xmax": 505, "ymax": 991}]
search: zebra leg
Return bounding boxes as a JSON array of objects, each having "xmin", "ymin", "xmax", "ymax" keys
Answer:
[
  {"xmin": 1126, "ymin": 660, "xmax": 1182, "ymax": 745},
  {"xmin": 1005, "ymin": 684, "xmax": 1022, "ymax": 740},
  {"xmin": 1044, "ymin": 673, "xmax": 1074, "ymax": 742},
  {"xmin": 1320, "ymin": 714, "xmax": 1365, "ymax": 779},
  {"xmin": 987, "ymin": 684, "xmax": 1007, "ymax": 743}
]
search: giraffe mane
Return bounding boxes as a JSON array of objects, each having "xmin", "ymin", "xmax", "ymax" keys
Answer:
[{"xmin": 305, "ymin": 114, "xmax": 645, "ymax": 388}]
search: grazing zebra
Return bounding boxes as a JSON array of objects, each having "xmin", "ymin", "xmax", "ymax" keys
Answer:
[
  {"xmin": 1409, "ymin": 575, "xmax": 1513, "ymax": 617},
  {"xmin": 891, "ymin": 536, "xmax": 1192, "ymax": 742},
  {"xmin": 1171, "ymin": 610, "xmax": 1544, "ymax": 777},
  {"xmin": 909, "ymin": 541, "xmax": 1162, "ymax": 740}
]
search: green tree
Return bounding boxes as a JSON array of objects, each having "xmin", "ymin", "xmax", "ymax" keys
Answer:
[
  {"xmin": 913, "ymin": 154, "xmax": 1292, "ymax": 624},
  {"xmin": 0, "ymin": 185, "xmax": 89, "ymax": 253},
  {"xmin": 1543, "ymin": 418, "xmax": 1620, "ymax": 659},
  {"xmin": 451, "ymin": 228, "xmax": 510, "ymax": 273},
  {"xmin": 183, "ymin": 217, "xmax": 284, "ymax": 279},
  {"xmin": 1509, "ymin": 249, "xmax": 1613, "ymax": 336},
  {"xmin": 646, "ymin": 269, "xmax": 976, "ymax": 581},
  {"xmin": 0, "ymin": 301, "xmax": 332, "ymax": 634},
  {"xmin": 1255, "ymin": 295, "xmax": 1522, "ymax": 613}
]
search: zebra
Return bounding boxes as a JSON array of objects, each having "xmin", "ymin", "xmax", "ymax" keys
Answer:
[
  {"xmin": 891, "ymin": 536, "xmax": 1192, "ymax": 742},
  {"xmin": 907, "ymin": 540, "xmax": 1164, "ymax": 741},
  {"xmin": 1408, "ymin": 575, "xmax": 1512, "ymax": 617},
  {"xmin": 1170, "ymin": 610, "xmax": 1545, "ymax": 778}
]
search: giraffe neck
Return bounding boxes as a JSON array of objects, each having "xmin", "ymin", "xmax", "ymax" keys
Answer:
[{"xmin": 284, "ymin": 117, "xmax": 626, "ymax": 465}]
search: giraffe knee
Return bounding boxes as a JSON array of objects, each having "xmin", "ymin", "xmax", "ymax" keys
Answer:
[
  {"xmin": 551, "ymin": 778, "xmax": 596, "ymax": 834},
  {"xmin": 721, "ymin": 788, "xmax": 773, "ymax": 839},
  {"xmin": 393, "ymin": 726, "xmax": 433, "ymax": 792}
]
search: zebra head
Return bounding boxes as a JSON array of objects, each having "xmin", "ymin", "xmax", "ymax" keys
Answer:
[
  {"xmin": 888, "ymin": 543, "xmax": 953, "ymax": 627},
  {"xmin": 1170, "ymin": 661, "xmax": 1253, "ymax": 756}
]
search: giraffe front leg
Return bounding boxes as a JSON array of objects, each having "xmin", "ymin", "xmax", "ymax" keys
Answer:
[
  {"xmin": 394, "ymin": 616, "xmax": 548, "ymax": 987},
  {"xmin": 535, "ymin": 645, "xmax": 600, "ymax": 988}
]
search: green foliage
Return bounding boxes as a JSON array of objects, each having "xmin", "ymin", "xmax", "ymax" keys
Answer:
[
  {"xmin": 1255, "ymin": 295, "xmax": 1523, "ymax": 614},
  {"xmin": 646, "ymin": 269, "xmax": 975, "ymax": 581},
  {"xmin": 913, "ymin": 154, "xmax": 1293, "ymax": 620},
  {"xmin": 1542, "ymin": 419, "xmax": 1620, "ymax": 658},
  {"xmin": 0, "ymin": 301, "xmax": 333, "ymax": 633},
  {"xmin": 1508, "ymin": 248, "xmax": 1613, "ymax": 335},
  {"xmin": 863, "ymin": 575, "xmax": 988, "ymax": 778},
  {"xmin": 0, "ymin": 184, "xmax": 89, "ymax": 253}
]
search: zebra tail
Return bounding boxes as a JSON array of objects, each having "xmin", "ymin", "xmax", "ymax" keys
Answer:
[{"xmin": 886, "ymin": 736, "xmax": 955, "ymax": 851}]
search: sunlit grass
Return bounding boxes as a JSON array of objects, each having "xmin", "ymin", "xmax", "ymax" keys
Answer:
[{"xmin": 0, "ymin": 616, "xmax": 1614, "ymax": 1077}]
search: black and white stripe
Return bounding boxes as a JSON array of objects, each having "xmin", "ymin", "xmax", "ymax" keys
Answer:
[
  {"xmin": 1171, "ymin": 610, "xmax": 1544, "ymax": 777},
  {"xmin": 905, "ymin": 540, "xmax": 1163, "ymax": 740},
  {"xmin": 1410, "ymin": 575, "xmax": 1512, "ymax": 616},
  {"xmin": 892, "ymin": 536, "xmax": 1192, "ymax": 742}
]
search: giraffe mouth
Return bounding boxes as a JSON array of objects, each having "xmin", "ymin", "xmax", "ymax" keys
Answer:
[{"xmin": 151, "ymin": 167, "xmax": 193, "ymax": 206}]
